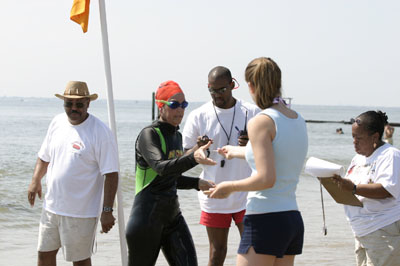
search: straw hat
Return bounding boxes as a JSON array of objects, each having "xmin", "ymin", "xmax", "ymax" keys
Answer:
[{"xmin": 55, "ymin": 81, "xmax": 98, "ymax": 101}]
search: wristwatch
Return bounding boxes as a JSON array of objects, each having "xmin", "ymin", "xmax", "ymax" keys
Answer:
[
  {"xmin": 103, "ymin": 206, "xmax": 113, "ymax": 213},
  {"xmin": 352, "ymin": 184, "xmax": 357, "ymax": 195}
]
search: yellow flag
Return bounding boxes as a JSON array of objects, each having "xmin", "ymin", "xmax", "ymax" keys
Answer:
[{"xmin": 70, "ymin": 0, "xmax": 90, "ymax": 33}]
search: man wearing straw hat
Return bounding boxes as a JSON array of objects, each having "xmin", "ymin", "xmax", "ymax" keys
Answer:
[{"xmin": 27, "ymin": 81, "xmax": 119, "ymax": 266}]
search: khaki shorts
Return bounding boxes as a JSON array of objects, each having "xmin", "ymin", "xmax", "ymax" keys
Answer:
[
  {"xmin": 38, "ymin": 210, "xmax": 98, "ymax": 262},
  {"xmin": 355, "ymin": 220, "xmax": 400, "ymax": 266}
]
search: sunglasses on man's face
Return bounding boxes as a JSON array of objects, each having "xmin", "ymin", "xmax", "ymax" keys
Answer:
[
  {"xmin": 156, "ymin": 100, "xmax": 189, "ymax": 109},
  {"xmin": 208, "ymin": 87, "xmax": 228, "ymax": 95},
  {"xmin": 64, "ymin": 101, "xmax": 86, "ymax": 108}
]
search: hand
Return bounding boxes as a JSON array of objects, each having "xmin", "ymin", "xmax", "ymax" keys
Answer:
[
  {"xmin": 331, "ymin": 174, "xmax": 354, "ymax": 192},
  {"xmin": 217, "ymin": 145, "xmax": 241, "ymax": 160},
  {"xmin": 196, "ymin": 135, "xmax": 213, "ymax": 147},
  {"xmin": 203, "ymin": 181, "xmax": 235, "ymax": 199},
  {"xmin": 238, "ymin": 134, "xmax": 249, "ymax": 146},
  {"xmin": 194, "ymin": 141, "xmax": 217, "ymax": 165},
  {"xmin": 100, "ymin": 212, "xmax": 116, "ymax": 233},
  {"xmin": 27, "ymin": 181, "xmax": 42, "ymax": 207},
  {"xmin": 198, "ymin": 179, "xmax": 216, "ymax": 191}
]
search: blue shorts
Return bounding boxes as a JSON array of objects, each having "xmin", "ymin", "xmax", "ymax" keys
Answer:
[{"xmin": 238, "ymin": 211, "xmax": 304, "ymax": 258}]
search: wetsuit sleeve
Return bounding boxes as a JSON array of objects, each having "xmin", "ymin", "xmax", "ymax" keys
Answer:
[
  {"xmin": 177, "ymin": 176, "xmax": 200, "ymax": 190},
  {"xmin": 136, "ymin": 127, "xmax": 198, "ymax": 176}
]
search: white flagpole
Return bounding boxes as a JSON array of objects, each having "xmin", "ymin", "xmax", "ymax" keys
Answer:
[{"xmin": 98, "ymin": 1, "xmax": 128, "ymax": 265}]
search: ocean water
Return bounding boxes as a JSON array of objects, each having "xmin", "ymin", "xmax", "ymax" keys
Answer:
[{"xmin": 0, "ymin": 97, "xmax": 399, "ymax": 266}]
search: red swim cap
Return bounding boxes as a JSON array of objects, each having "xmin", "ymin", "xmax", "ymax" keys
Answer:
[{"xmin": 155, "ymin": 80, "xmax": 183, "ymax": 108}]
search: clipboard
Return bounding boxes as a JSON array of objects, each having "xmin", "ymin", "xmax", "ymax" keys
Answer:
[{"xmin": 320, "ymin": 177, "xmax": 363, "ymax": 207}]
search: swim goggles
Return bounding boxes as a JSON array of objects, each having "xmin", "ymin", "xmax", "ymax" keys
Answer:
[{"xmin": 156, "ymin": 100, "xmax": 189, "ymax": 109}]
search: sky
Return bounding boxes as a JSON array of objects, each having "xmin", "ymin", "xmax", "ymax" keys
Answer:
[{"xmin": 1, "ymin": 0, "xmax": 399, "ymax": 107}]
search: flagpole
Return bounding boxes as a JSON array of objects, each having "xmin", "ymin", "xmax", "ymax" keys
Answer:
[{"xmin": 98, "ymin": 1, "xmax": 128, "ymax": 265}]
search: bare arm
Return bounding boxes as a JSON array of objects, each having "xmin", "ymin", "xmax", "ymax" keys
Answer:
[
  {"xmin": 207, "ymin": 115, "xmax": 276, "ymax": 198},
  {"xmin": 332, "ymin": 175, "xmax": 392, "ymax": 199},
  {"xmin": 231, "ymin": 115, "xmax": 276, "ymax": 191},
  {"xmin": 100, "ymin": 172, "xmax": 118, "ymax": 233},
  {"xmin": 27, "ymin": 158, "xmax": 49, "ymax": 207}
]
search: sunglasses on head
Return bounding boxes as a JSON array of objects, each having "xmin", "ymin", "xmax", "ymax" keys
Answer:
[
  {"xmin": 156, "ymin": 100, "xmax": 189, "ymax": 109},
  {"xmin": 350, "ymin": 118, "xmax": 362, "ymax": 125},
  {"xmin": 64, "ymin": 102, "xmax": 86, "ymax": 108}
]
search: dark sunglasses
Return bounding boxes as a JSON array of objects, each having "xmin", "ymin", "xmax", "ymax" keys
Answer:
[
  {"xmin": 64, "ymin": 102, "xmax": 86, "ymax": 108},
  {"xmin": 208, "ymin": 78, "xmax": 239, "ymax": 95},
  {"xmin": 156, "ymin": 100, "xmax": 189, "ymax": 109},
  {"xmin": 208, "ymin": 87, "xmax": 227, "ymax": 95}
]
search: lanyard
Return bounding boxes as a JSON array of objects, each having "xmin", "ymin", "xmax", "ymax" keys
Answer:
[{"xmin": 213, "ymin": 104, "xmax": 236, "ymax": 167}]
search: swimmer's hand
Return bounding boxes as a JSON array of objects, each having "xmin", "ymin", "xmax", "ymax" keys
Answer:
[
  {"xmin": 198, "ymin": 179, "xmax": 216, "ymax": 191},
  {"xmin": 194, "ymin": 141, "xmax": 217, "ymax": 165},
  {"xmin": 203, "ymin": 181, "xmax": 235, "ymax": 199}
]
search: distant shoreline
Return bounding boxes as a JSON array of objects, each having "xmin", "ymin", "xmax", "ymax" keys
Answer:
[{"xmin": 1, "ymin": 96, "xmax": 399, "ymax": 109}]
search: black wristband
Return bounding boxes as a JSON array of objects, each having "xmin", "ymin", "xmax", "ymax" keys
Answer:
[{"xmin": 352, "ymin": 184, "xmax": 357, "ymax": 195}]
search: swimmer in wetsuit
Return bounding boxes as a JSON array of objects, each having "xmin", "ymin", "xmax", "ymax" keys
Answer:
[{"xmin": 125, "ymin": 80, "xmax": 216, "ymax": 266}]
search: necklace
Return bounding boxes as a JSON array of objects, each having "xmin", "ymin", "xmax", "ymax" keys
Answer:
[{"xmin": 213, "ymin": 104, "xmax": 236, "ymax": 167}]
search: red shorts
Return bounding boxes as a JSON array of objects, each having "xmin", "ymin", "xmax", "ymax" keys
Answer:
[{"xmin": 200, "ymin": 210, "xmax": 246, "ymax": 228}]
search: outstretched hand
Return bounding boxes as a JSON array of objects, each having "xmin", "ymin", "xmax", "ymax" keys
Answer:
[
  {"xmin": 203, "ymin": 181, "xmax": 235, "ymax": 199},
  {"xmin": 217, "ymin": 145, "xmax": 244, "ymax": 160},
  {"xmin": 194, "ymin": 141, "xmax": 217, "ymax": 165},
  {"xmin": 198, "ymin": 179, "xmax": 216, "ymax": 191},
  {"xmin": 197, "ymin": 135, "xmax": 213, "ymax": 147}
]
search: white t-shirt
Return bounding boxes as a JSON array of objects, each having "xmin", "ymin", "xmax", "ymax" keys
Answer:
[
  {"xmin": 38, "ymin": 113, "xmax": 119, "ymax": 218},
  {"xmin": 182, "ymin": 99, "xmax": 260, "ymax": 213},
  {"xmin": 344, "ymin": 143, "xmax": 400, "ymax": 237}
]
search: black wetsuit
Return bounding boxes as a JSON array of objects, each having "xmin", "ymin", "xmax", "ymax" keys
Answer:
[{"xmin": 126, "ymin": 120, "xmax": 200, "ymax": 266}]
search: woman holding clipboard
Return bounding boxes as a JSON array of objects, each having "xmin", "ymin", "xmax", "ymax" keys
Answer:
[{"xmin": 332, "ymin": 110, "xmax": 400, "ymax": 266}]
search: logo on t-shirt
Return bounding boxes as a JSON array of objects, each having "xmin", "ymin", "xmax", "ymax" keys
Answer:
[
  {"xmin": 168, "ymin": 149, "xmax": 183, "ymax": 159},
  {"xmin": 71, "ymin": 141, "xmax": 85, "ymax": 151}
]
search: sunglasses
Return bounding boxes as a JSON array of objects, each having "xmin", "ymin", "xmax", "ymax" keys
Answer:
[
  {"xmin": 350, "ymin": 118, "xmax": 362, "ymax": 125},
  {"xmin": 156, "ymin": 100, "xmax": 189, "ymax": 109},
  {"xmin": 64, "ymin": 102, "xmax": 86, "ymax": 108},
  {"xmin": 208, "ymin": 78, "xmax": 240, "ymax": 95},
  {"xmin": 208, "ymin": 87, "xmax": 228, "ymax": 95}
]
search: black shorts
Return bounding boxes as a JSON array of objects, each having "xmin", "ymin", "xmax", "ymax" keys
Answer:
[{"xmin": 238, "ymin": 210, "xmax": 304, "ymax": 258}]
